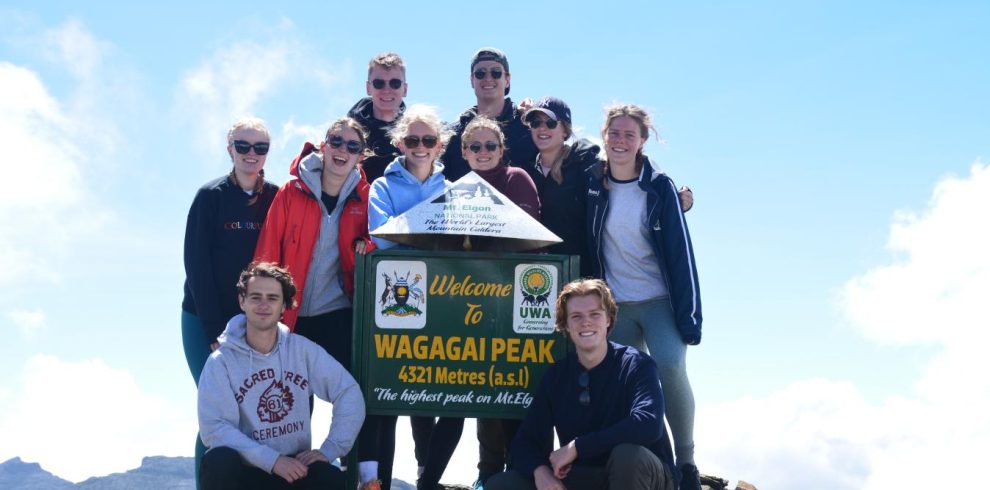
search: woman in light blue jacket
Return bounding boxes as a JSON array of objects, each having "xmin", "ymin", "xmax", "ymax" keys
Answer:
[
  {"xmin": 362, "ymin": 104, "xmax": 453, "ymax": 490},
  {"xmin": 368, "ymin": 104, "xmax": 450, "ymax": 250}
]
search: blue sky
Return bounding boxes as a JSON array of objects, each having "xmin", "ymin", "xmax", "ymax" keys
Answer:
[{"xmin": 1, "ymin": 1, "xmax": 988, "ymax": 488}]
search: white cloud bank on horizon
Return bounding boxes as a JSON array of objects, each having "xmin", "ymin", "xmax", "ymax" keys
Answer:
[
  {"xmin": 698, "ymin": 162, "xmax": 990, "ymax": 489},
  {"xmin": 0, "ymin": 354, "xmax": 194, "ymax": 482}
]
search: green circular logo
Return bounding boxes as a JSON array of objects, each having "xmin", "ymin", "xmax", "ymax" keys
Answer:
[{"xmin": 521, "ymin": 267, "xmax": 551, "ymax": 296}]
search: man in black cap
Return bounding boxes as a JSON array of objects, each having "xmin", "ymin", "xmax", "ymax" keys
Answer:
[{"xmin": 441, "ymin": 47, "xmax": 538, "ymax": 181}]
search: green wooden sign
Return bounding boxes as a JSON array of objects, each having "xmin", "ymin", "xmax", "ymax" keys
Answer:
[{"xmin": 353, "ymin": 250, "xmax": 577, "ymax": 419}]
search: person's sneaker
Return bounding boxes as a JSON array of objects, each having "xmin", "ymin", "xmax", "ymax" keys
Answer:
[
  {"xmin": 358, "ymin": 480, "xmax": 382, "ymax": 490},
  {"xmin": 472, "ymin": 471, "xmax": 496, "ymax": 490},
  {"xmin": 679, "ymin": 464, "xmax": 702, "ymax": 490}
]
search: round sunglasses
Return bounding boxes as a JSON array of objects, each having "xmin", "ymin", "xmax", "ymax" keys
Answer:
[
  {"xmin": 525, "ymin": 115, "xmax": 559, "ymax": 130},
  {"xmin": 467, "ymin": 141, "xmax": 500, "ymax": 153},
  {"xmin": 326, "ymin": 135, "xmax": 364, "ymax": 155},
  {"xmin": 473, "ymin": 68, "xmax": 503, "ymax": 80},
  {"xmin": 371, "ymin": 78, "xmax": 403, "ymax": 90},
  {"xmin": 403, "ymin": 135, "xmax": 439, "ymax": 149},
  {"xmin": 232, "ymin": 140, "xmax": 270, "ymax": 155}
]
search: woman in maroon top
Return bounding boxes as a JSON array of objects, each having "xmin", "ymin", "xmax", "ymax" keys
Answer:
[{"xmin": 462, "ymin": 115, "xmax": 541, "ymax": 220}]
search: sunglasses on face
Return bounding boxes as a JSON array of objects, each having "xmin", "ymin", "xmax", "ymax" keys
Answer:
[
  {"xmin": 327, "ymin": 135, "xmax": 364, "ymax": 155},
  {"xmin": 473, "ymin": 68, "xmax": 503, "ymax": 80},
  {"xmin": 403, "ymin": 135, "xmax": 439, "ymax": 149},
  {"xmin": 467, "ymin": 141, "xmax": 500, "ymax": 153},
  {"xmin": 578, "ymin": 371, "xmax": 590, "ymax": 407},
  {"xmin": 371, "ymin": 78, "xmax": 403, "ymax": 90},
  {"xmin": 232, "ymin": 140, "xmax": 270, "ymax": 155},
  {"xmin": 526, "ymin": 115, "xmax": 559, "ymax": 130}
]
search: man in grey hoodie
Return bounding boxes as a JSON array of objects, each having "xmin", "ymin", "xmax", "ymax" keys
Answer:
[{"xmin": 198, "ymin": 262, "xmax": 365, "ymax": 490}]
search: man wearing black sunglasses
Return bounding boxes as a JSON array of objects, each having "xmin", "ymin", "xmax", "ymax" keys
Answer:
[
  {"xmin": 487, "ymin": 279, "xmax": 677, "ymax": 490},
  {"xmin": 441, "ymin": 47, "xmax": 537, "ymax": 182},
  {"xmin": 348, "ymin": 52, "xmax": 408, "ymax": 183}
]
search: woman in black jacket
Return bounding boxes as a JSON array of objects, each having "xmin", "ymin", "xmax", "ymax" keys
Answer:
[{"xmin": 521, "ymin": 97, "xmax": 604, "ymax": 276}]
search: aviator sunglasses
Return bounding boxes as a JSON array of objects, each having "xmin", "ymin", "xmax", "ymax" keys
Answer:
[
  {"xmin": 468, "ymin": 141, "xmax": 500, "ymax": 153},
  {"xmin": 526, "ymin": 115, "xmax": 559, "ymax": 130},
  {"xmin": 578, "ymin": 371, "xmax": 590, "ymax": 406},
  {"xmin": 232, "ymin": 140, "xmax": 270, "ymax": 155},
  {"xmin": 326, "ymin": 135, "xmax": 364, "ymax": 155},
  {"xmin": 473, "ymin": 68, "xmax": 503, "ymax": 80},
  {"xmin": 403, "ymin": 135, "xmax": 439, "ymax": 149},
  {"xmin": 371, "ymin": 78, "xmax": 403, "ymax": 90}
]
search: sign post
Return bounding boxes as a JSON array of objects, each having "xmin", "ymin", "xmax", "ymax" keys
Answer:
[
  {"xmin": 345, "ymin": 172, "xmax": 574, "ymax": 486},
  {"xmin": 353, "ymin": 250, "xmax": 576, "ymax": 419}
]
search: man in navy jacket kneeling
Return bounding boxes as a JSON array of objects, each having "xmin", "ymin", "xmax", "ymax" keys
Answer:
[{"xmin": 486, "ymin": 279, "xmax": 678, "ymax": 490}]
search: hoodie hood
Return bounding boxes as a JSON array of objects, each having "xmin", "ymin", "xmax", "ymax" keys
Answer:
[
  {"xmin": 217, "ymin": 313, "xmax": 291, "ymax": 355},
  {"xmin": 297, "ymin": 151, "xmax": 362, "ymax": 202}
]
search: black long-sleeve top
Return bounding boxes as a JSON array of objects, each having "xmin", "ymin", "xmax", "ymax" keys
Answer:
[{"xmin": 182, "ymin": 175, "xmax": 277, "ymax": 344}]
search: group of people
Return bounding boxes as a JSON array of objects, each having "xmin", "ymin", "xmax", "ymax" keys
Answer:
[{"xmin": 182, "ymin": 47, "xmax": 704, "ymax": 490}]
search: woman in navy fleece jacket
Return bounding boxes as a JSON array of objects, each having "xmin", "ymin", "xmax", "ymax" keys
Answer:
[{"xmin": 585, "ymin": 104, "xmax": 703, "ymax": 490}]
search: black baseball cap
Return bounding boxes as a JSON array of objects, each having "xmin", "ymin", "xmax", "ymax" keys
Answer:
[
  {"xmin": 523, "ymin": 96, "xmax": 572, "ymax": 125},
  {"xmin": 471, "ymin": 47, "xmax": 510, "ymax": 95}
]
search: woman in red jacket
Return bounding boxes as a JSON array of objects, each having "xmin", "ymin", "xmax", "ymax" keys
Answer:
[{"xmin": 253, "ymin": 116, "xmax": 375, "ymax": 369}]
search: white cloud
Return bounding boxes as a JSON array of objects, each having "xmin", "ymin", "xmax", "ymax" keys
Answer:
[
  {"xmin": 841, "ymin": 162, "xmax": 990, "ymax": 345},
  {"xmin": 698, "ymin": 379, "xmax": 875, "ymax": 489},
  {"xmin": 6, "ymin": 309, "xmax": 46, "ymax": 338},
  {"xmin": 175, "ymin": 25, "xmax": 346, "ymax": 157},
  {"xmin": 0, "ymin": 354, "xmax": 195, "ymax": 482},
  {"xmin": 279, "ymin": 117, "xmax": 326, "ymax": 151},
  {"xmin": 0, "ymin": 62, "xmax": 104, "ymax": 285},
  {"xmin": 0, "ymin": 20, "xmax": 126, "ymax": 286},
  {"xmin": 40, "ymin": 20, "xmax": 124, "ymax": 173},
  {"xmin": 699, "ymin": 162, "xmax": 990, "ymax": 489},
  {"xmin": 178, "ymin": 39, "xmax": 293, "ymax": 151},
  {"xmin": 41, "ymin": 19, "xmax": 107, "ymax": 80}
]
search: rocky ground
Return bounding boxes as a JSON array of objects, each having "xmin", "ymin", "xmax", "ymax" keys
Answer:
[{"xmin": 2, "ymin": 456, "xmax": 759, "ymax": 489}]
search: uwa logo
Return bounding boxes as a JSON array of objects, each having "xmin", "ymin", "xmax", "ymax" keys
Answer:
[{"xmin": 513, "ymin": 264, "xmax": 557, "ymax": 334}]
